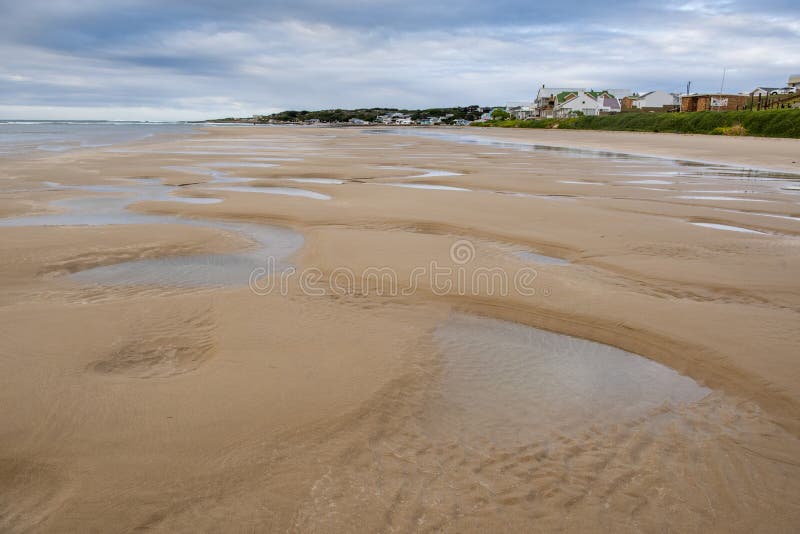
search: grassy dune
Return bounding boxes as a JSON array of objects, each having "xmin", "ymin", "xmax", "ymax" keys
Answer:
[{"xmin": 475, "ymin": 109, "xmax": 800, "ymax": 138}]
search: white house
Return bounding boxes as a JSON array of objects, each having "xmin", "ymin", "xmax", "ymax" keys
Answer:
[
  {"xmin": 751, "ymin": 86, "xmax": 796, "ymax": 97},
  {"xmin": 535, "ymin": 87, "xmax": 582, "ymax": 117},
  {"xmin": 788, "ymin": 75, "xmax": 800, "ymax": 89},
  {"xmin": 505, "ymin": 101, "xmax": 535, "ymax": 119},
  {"xmin": 536, "ymin": 86, "xmax": 631, "ymax": 117},
  {"xmin": 632, "ymin": 90, "xmax": 680, "ymax": 109},
  {"xmin": 376, "ymin": 112, "xmax": 412, "ymax": 125},
  {"xmin": 554, "ymin": 90, "xmax": 621, "ymax": 117}
]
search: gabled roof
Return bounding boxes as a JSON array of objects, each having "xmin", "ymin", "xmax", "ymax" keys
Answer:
[
  {"xmin": 537, "ymin": 87, "xmax": 583, "ymax": 100},
  {"xmin": 585, "ymin": 90, "xmax": 614, "ymax": 99},
  {"xmin": 604, "ymin": 96, "xmax": 620, "ymax": 110},
  {"xmin": 556, "ymin": 91, "xmax": 580, "ymax": 103}
]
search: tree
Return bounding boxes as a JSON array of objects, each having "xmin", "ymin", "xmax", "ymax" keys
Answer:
[{"xmin": 491, "ymin": 108, "xmax": 511, "ymax": 121}]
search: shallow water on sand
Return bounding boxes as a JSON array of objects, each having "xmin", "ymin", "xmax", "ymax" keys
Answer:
[
  {"xmin": 161, "ymin": 165, "xmax": 257, "ymax": 183},
  {"xmin": 211, "ymin": 185, "xmax": 331, "ymax": 200},
  {"xmin": 428, "ymin": 314, "xmax": 709, "ymax": 447},
  {"xmin": 202, "ymin": 161, "xmax": 280, "ymax": 168},
  {"xmin": 72, "ymin": 221, "xmax": 302, "ymax": 287},
  {"xmin": 0, "ymin": 180, "xmax": 303, "ymax": 286},
  {"xmin": 690, "ymin": 222, "xmax": 767, "ymax": 234},
  {"xmin": 377, "ymin": 182, "xmax": 471, "ymax": 191},
  {"xmin": 378, "ymin": 165, "xmax": 463, "ymax": 178},
  {"xmin": 0, "ymin": 121, "xmax": 196, "ymax": 156},
  {"xmin": 625, "ymin": 179, "xmax": 673, "ymax": 185},
  {"xmin": 377, "ymin": 129, "xmax": 800, "ymax": 196},
  {"xmin": 287, "ymin": 177, "xmax": 344, "ymax": 184},
  {"xmin": 515, "ymin": 250, "xmax": 571, "ymax": 265}
]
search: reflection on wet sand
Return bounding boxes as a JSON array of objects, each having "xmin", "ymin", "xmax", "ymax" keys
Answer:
[{"xmin": 429, "ymin": 314, "xmax": 709, "ymax": 445}]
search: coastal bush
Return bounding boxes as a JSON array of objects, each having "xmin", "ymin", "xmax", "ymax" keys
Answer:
[
  {"xmin": 711, "ymin": 124, "xmax": 748, "ymax": 136},
  {"xmin": 478, "ymin": 109, "xmax": 800, "ymax": 138},
  {"xmin": 490, "ymin": 108, "xmax": 511, "ymax": 121}
]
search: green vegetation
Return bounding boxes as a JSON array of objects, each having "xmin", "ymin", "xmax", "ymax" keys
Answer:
[
  {"xmin": 475, "ymin": 109, "xmax": 800, "ymax": 138},
  {"xmin": 490, "ymin": 108, "xmax": 511, "ymax": 121},
  {"xmin": 711, "ymin": 124, "xmax": 748, "ymax": 136},
  {"xmin": 474, "ymin": 118, "xmax": 559, "ymax": 129},
  {"xmin": 245, "ymin": 106, "xmax": 487, "ymax": 124}
]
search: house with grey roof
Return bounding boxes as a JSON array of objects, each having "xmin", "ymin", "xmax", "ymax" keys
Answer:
[
  {"xmin": 535, "ymin": 86, "xmax": 630, "ymax": 118},
  {"xmin": 551, "ymin": 90, "xmax": 621, "ymax": 118},
  {"xmin": 505, "ymin": 101, "xmax": 535, "ymax": 119},
  {"xmin": 751, "ymin": 86, "xmax": 797, "ymax": 97},
  {"xmin": 627, "ymin": 90, "xmax": 680, "ymax": 110}
]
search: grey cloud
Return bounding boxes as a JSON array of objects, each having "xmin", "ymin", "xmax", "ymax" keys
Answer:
[{"xmin": 0, "ymin": 1, "xmax": 798, "ymax": 119}]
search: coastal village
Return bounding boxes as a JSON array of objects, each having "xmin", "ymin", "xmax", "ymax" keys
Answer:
[
  {"xmin": 249, "ymin": 73, "xmax": 800, "ymax": 125},
  {"xmin": 519, "ymin": 73, "xmax": 800, "ymax": 119}
]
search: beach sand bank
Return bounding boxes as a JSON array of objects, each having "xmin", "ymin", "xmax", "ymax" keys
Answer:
[{"xmin": 1, "ymin": 126, "xmax": 799, "ymax": 532}]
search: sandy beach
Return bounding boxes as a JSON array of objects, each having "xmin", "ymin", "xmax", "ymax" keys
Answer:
[{"xmin": 1, "ymin": 125, "xmax": 799, "ymax": 532}]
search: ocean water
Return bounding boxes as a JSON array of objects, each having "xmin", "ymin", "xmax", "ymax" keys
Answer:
[{"xmin": 0, "ymin": 120, "xmax": 198, "ymax": 157}]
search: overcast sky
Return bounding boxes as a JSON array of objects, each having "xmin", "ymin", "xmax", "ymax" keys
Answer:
[{"xmin": 1, "ymin": 0, "xmax": 798, "ymax": 120}]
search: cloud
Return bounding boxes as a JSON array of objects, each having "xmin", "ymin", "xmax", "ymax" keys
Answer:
[{"xmin": 0, "ymin": 0, "xmax": 798, "ymax": 119}]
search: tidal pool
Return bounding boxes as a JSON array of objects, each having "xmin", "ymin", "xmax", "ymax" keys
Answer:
[
  {"xmin": 378, "ymin": 165, "xmax": 463, "ymax": 178},
  {"xmin": 625, "ymin": 179, "xmax": 674, "ymax": 185},
  {"xmin": 202, "ymin": 161, "xmax": 280, "ymax": 168},
  {"xmin": 560, "ymin": 180, "xmax": 606, "ymax": 186},
  {"xmin": 211, "ymin": 185, "xmax": 331, "ymax": 200},
  {"xmin": 287, "ymin": 178, "xmax": 345, "ymax": 184},
  {"xmin": 71, "ymin": 221, "xmax": 302, "ymax": 287},
  {"xmin": 427, "ymin": 314, "xmax": 710, "ymax": 446},
  {"xmin": 376, "ymin": 183, "xmax": 471, "ymax": 192},
  {"xmin": 376, "ymin": 129, "xmax": 800, "ymax": 200},
  {"xmin": 161, "ymin": 166, "xmax": 257, "ymax": 184},
  {"xmin": 0, "ymin": 181, "xmax": 303, "ymax": 287},
  {"xmin": 411, "ymin": 170, "xmax": 463, "ymax": 178},
  {"xmin": 677, "ymin": 195, "xmax": 770, "ymax": 202},
  {"xmin": 690, "ymin": 222, "xmax": 767, "ymax": 234},
  {"xmin": 515, "ymin": 250, "xmax": 571, "ymax": 266},
  {"xmin": 40, "ymin": 180, "xmax": 223, "ymax": 205}
]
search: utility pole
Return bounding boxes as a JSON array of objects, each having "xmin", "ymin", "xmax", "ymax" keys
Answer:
[
  {"xmin": 682, "ymin": 81, "xmax": 691, "ymax": 112},
  {"xmin": 720, "ymin": 68, "xmax": 727, "ymax": 93}
]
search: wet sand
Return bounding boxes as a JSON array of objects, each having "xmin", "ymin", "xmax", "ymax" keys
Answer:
[{"xmin": 1, "ymin": 126, "xmax": 799, "ymax": 532}]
